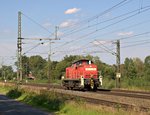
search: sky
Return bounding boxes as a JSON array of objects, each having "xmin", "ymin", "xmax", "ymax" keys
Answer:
[{"xmin": 0, "ymin": 0, "xmax": 150, "ymax": 67}]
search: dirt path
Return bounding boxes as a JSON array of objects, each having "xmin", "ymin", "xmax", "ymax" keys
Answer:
[{"xmin": 0, "ymin": 94, "xmax": 53, "ymax": 115}]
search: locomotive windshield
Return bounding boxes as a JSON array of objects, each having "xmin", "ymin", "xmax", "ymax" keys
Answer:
[
  {"xmin": 73, "ymin": 59, "xmax": 93, "ymax": 66},
  {"xmin": 87, "ymin": 60, "xmax": 92, "ymax": 64}
]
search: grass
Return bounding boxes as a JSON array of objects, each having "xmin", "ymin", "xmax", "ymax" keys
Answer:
[
  {"xmin": 102, "ymin": 76, "xmax": 150, "ymax": 91},
  {"xmin": 57, "ymin": 101, "xmax": 149, "ymax": 115},
  {"xmin": 23, "ymin": 91, "xmax": 65, "ymax": 112},
  {"xmin": 121, "ymin": 76, "xmax": 150, "ymax": 91},
  {"xmin": 6, "ymin": 87, "xmax": 65, "ymax": 113},
  {"xmin": 58, "ymin": 101, "xmax": 107, "ymax": 115},
  {"xmin": 0, "ymin": 85, "xmax": 12, "ymax": 94},
  {"xmin": 0, "ymin": 86, "xmax": 149, "ymax": 115},
  {"xmin": 20, "ymin": 79, "xmax": 62, "ymax": 86},
  {"xmin": 102, "ymin": 77, "xmax": 116, "ymax": 89}
]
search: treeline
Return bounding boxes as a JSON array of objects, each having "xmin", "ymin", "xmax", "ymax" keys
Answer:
[
  {"xmin": 20, "ymin": 55, "xmax": 114, "ymax": 80},
  {"xmin": 121, "ymin": 56, "xmax": 150, "ymax": 79},
  {"xmin": 0, "ymin": 65, "xmax": 15, "ymax": 80},
  {"xmin": 120, "ymin": 56, "xmax": 150, "ymax": 90},
  {"xmin": 0, "ymin": 55, "xmax": 150, "ymax": 89}
]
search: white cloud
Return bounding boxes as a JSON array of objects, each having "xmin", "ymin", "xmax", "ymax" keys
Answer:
[
  {"xmin": 42, "ymin": 22, "xmax": 52, "ymax": 28},
  {"xmin": 59, "ymin": 21, "xmax": 71, "ymax": 28},
  {"xmin": 0, "ymin": 29, "xmax": 14, "ymax": 35},
  {"xmin": 59, "ymin": 19, "xmax": 77, "ymax": 28},
  {"xmin": 93, "ymin": 40, "xmax": 112, "ymax": 45},
  {"xmin": 65, "ymin": 8, "xmax": 80, "ymax": 14},
  {"xmin": 117, "ymin": 31, "xmax": 133, "ymax": 36},
  {"xmin": 57, "ymin": 31, "xmax": 64, "ymax": 37}
]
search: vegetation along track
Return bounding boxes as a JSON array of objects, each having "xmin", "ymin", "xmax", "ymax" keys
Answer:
[{"xmin": 2, "ymin": 82, "xmax": 150, "ymax": 112}]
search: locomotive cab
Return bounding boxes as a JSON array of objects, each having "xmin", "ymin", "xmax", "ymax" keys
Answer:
[{"xmin": 62, "ymin": 59, "xmax": 101, "ymax": 90}]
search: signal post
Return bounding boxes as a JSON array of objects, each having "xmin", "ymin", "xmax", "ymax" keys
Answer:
[{"xmin": 116, "ymin": 40, "xmax": 121, "ymax": 88}]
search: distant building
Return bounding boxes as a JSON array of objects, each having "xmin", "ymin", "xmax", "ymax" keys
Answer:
[{"xmin": 27, "ymin": 72, "xmax": 35, "ymax": 80}]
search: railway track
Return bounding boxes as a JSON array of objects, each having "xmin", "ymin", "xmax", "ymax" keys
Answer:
[
  {"xmin": 1, "ymin": 82, "xmax": 150, "ymax": 112},
  {"xmin": 112, "ymin": 89, "xmax": 150, "ymax": 95},
  {"xmin": 97, "ymin": 88, "xmax": 150, "ymax": 100}
]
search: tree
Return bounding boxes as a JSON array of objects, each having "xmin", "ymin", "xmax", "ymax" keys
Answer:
[
  {"xmin": 144, "ymin": 56, "xmax": 150, "ymax": 75},
  {"xmin": 53, "ymin": 55, "xmax": 78, "ymax": 80},
  {"xmin": 48, "ymin": 61, "xmax": 58, "ymax": 80},
  {"xmin": 29, "ymin": 55, "xmax": 47, "ymax": 79},
  {"xmin": 22, "ymin": 56, "xmax": 30, "ymax": 77},
  {"xmin": 133, "ymin": 58, "xmax": 144, "ymax": 77},
  {"xmin": 124, "ymin": 58, "xmax": 137, "ymax": 78},
  {"xmin": 93, "ymin": 56, "xmax": 102, "ymax": 72},
  {"xmin": 0, "ymin": 65, "xmax": 14, "ymax": 80}
]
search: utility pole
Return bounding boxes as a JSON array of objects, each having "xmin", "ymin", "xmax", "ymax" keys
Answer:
[
  {"xmin": 55, "ymin": 26, "xmax": 58, "ymax": 39},
  {"xmin": 0, "ymin": 57, "xmax": 5, "ymax": 82},
  {"xmin": 116, "ymin": 40, "xmax": 121, "ymax": 88},
  {"xmin": 48, "ymin": 39, "xmax": 52, "ymax": 89},
  {"xmin": 17, "ymin": 11, "xmax": 23, "ymax": 83},
  {"xmin": 48, "ymin": 26, "xmax": 59, "ymax": 89},
  {"xmin": 17, "ymin": 11, "xmax": 59, "ymax": 86}
]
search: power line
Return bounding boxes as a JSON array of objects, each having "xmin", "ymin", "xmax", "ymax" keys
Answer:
[
  {"xmin": 55, "ymin": 42, "xmax": 93, "ymax": 53},
  {"xmin": 21, "ymin": 12, "xmax": 53, "ymax": 36},
  {"xmin": 98, "ymin": 38, "xmax": 150, "ymax": 52},
  {"xmin": 122, "ymin": 38, "xmax": 150, "ymax": 44},
  {"xmin": 58, "ymin": 36, "xmax": 150, "ymax": 58},
  {"xmin": 94, "ymin": 17, "xmax": 150, "ymax": 40},
  {"xmin": 25, "ymin": 52, "xmax": 48, "ymax": 55},
  {"xmin": 23, "ymin": 42, "xmax": 44, "ymax": 55},
  {"xmin": 57, "ymin": 0, "xmax": 132, "ymax": 44},
  {"xmin": 120, "ymin": 31, "xmax": 150, "ymax": 40},
  {"xmin": 60, "ymin": 5, "xmax": 147, "ymax": 38},
  {"xmin": 59, "ymin": 0, "xmax": 131, "ymax": 32},
  {"xmin": 121, "ymin": 41, "xmax": 150, "ymax": 48},
  {"xmin": 93, "ymin": 6, "xmax": 150, "ymax": 37},
  {"xmin": 103, "ymin": 38, "xmax": 150, "ymax": 51},
  {"xmin": 94, "ymin": 40, "xmax": 116, "ymax": 56},
  {"xmin": 139, "ymin": 0, "xmax": 144, "ymax": 11},
  {"xmin": 16, "ymin": 1, "xmax": 150, "ymax": 64},
  {"xmin": 54, "ymin": 6, "xmax": 150, "ymax": 50}
]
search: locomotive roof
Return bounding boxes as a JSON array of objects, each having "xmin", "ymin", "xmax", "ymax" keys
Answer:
[{"xmin": 72, "ymin": 59, "xmax": 93, "ymax": 64}]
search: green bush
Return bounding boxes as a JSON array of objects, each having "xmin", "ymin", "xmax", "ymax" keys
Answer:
[
  {"xmin": 6, "ymin": 88, "xmax": 22, "ymax": 99},
  {"xmin": 121, "ymin": 76, "xmax": 150, "ymax": 90},
  {"xmin": 102, "ymin": 77, "xmax": 115, "ymax": 89},
  {"xmin": 23, "ymin": 90, "xmax": 65, "ymax": 112}
]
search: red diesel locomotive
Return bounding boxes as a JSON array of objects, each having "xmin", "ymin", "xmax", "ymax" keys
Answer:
[{"xmin": 62, "ymin": 59, "xmax": 101, "ymax": 90}]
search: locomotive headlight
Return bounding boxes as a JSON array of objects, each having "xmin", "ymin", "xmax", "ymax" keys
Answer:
[
  {"xmin": 81, "ymin": 76, "xmax": 84, "ymax": 87},
  {"xmin": 85, "ymin": 68, "xmax": 96, "ymax": 71}
]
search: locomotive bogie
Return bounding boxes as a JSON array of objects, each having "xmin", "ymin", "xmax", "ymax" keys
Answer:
[{"xmin": 62, "ymin": 78, "xmax": 100, "ymax": 90}]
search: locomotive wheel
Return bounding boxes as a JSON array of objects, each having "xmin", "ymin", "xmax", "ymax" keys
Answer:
[
  {"xmin": 90, "ymin": 78, "xmax": 94, "ymax": 90},
  {"xmin": 94, "ymin": 85, "xmax": 97, "ymax": 91}
]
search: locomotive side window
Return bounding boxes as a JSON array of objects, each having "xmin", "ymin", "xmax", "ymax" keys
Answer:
[
  {"xmin": 79, "ymin": 60, "xmax": 82, "ymax": 65},
  {"xmin": 76, "ymin": 61, "xmax": 82, "ymax": 66},
  {"xmin": 76, "ymin": 62, "xmax": 79, "ymax": 66}
]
